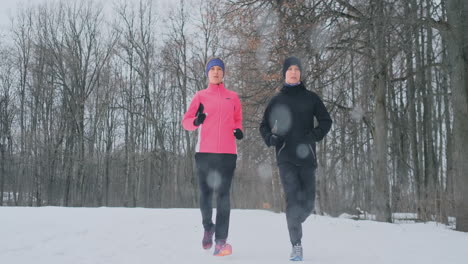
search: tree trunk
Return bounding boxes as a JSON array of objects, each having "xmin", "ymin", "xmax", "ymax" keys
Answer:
[
  {"xmin": 440, "ymin": 4, "xmax": 454, "ymax": 219},
  {"xmin": 63, "ymin": 123, "xmax": 75, "ymax": 207},
  {"xmin": 373, "ymin": 0, "xmax": 391, "ymax": 222},
  {"xmin": 423, "ymin": 1, "xmax": 438, "ymax": 219},
  {"xmin": 0, "ymin": 143, "xmax": 5, "ymax": 206},
  {"xmin": 446, "ymin": 0, "xmax": 468, "ymax": 232}
]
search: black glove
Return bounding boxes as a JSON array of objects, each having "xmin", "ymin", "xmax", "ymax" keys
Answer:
[
  {"xmin": 194, "ymin": 103, "xmax": 206, "ymax": 126},
  {"xmin": 234, "ymin": 128, "xmax": 243, "ymax": 140},
  {"xmin": 269, "ymin": 134, "xmax": 283, "ymax": 147}
]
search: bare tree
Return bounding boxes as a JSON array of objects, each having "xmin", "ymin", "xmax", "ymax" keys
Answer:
[
  {"xmin": 445, "ymin": 0, "xmax": 468, "ymax": 231},
  {"xmin": 371, "ymin": 0, "xmax": 391, "ymax": 222},
  {"xmin": 11, "ymin": 7, "xmax": 34, "ymax": 206},
  {"xmin": 55, "ymin": 2, "xmax": 112, "ymax": 206},
  {"xmin": 162, "ymin": 0, "xmax": 199, "ymax": 207},
  {"xmin": 0, "ymin": 48, "xmax": 15, "ymax": 206}
]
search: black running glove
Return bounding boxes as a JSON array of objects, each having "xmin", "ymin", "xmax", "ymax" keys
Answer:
[
  {"xmin": 234, "ymin": 128, "xmax": 243, "ymax": 140},
  {"xmin": 194, "ymin": 103, "xmax": 206, "ymax": 126}
]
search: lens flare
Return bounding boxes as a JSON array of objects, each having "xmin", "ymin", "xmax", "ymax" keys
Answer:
[
  {"xmin": 207, "ymin": 170, "xmax": 221, "ymax": 190},
  {"xmin": 269, "ymin": 104, "xmax": 292, "ymax": 136},
  {"xmin": 296, "ymin": 144, "xmax": 310, "ymax": 159}
]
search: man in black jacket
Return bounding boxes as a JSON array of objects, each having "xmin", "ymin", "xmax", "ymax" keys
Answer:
[{"xmin": 260, "ymin": 56, "xmax": 332, "ymax": 261}]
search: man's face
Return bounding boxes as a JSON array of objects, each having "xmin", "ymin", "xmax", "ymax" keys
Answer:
[{"xmin": 285, "ymin": 65, "xmax": 301, "ymax": 84}]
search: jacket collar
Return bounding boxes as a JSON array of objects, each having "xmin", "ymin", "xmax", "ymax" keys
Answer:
[
  {"xmin": 207, "ymin": 82, "xmax": 225, "ymax": 92},
  {"xmin": 280, "ymin": 82, "xmax": 305, "ymax": 94}
]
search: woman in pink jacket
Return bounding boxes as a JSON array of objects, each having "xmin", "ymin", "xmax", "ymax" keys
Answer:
[{"xmin": 182, "ymin": 58, "xmax": 243, "ymax": 257}]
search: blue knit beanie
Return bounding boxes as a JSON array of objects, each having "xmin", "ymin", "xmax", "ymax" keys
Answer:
[{"xmin": 206, "ymin": 58, "xmax": 225, "ymax": 77}]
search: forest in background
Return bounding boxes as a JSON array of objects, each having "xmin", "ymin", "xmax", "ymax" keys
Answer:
[{"xmin": 0, "ymin": 0, "xmax": 467, "ymax": 231}]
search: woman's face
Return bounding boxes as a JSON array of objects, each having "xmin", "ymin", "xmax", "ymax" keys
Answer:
[
  {"xmin": 208, "ymin": 66, "xmax": 224, "ymax": 84},
  {"xmin": 285, "ymin": 65, "xmax": 301, "ymax": 84}
]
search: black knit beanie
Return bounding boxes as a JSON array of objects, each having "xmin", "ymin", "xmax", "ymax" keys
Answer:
[{"xmin": 282, "ymin": 56, "xmax": 302, "ymax": 79}]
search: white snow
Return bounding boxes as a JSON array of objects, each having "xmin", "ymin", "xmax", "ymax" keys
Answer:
[{"xmin": 1, "ymin": 207, "xmax": 467, "ymax": 264}]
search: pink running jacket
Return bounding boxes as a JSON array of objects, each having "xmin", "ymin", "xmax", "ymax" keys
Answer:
[{"xmin": 182, "ymin": 83, "xmax": 243, "ymax": 154}]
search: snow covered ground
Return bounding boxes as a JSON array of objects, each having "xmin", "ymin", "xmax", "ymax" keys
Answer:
[{"xmin": 1, "ymin": 207, "xmax": 467, "ymax": 264}]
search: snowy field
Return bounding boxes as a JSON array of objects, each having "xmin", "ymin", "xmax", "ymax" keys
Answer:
[{"xmin": 1, "ymin": 207, "xmax": 467, "ymax": 264}]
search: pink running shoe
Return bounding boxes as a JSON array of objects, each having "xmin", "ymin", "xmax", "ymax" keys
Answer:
[
  {"xmin": 213, "ymin": 241, "xmax": 232, "ymax": 256},
  {"xmin": 202, "ymin": 226, "xmax": 215, "ymax": 249}
]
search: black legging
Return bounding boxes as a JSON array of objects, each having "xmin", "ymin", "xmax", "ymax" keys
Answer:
[
  {"xmin": 195, "ymin": 153, "xmax": 237, "ymax": 242},
  {"xmin": 278, "ymin": 162, "xmax": 316, "ymax": 245}
]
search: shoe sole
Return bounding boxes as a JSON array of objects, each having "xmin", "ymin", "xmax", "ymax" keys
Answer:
[
  {"xmin": 214, "ymin": 250, "xmax": 232, "ymax": 256},
  {"xmin": 290, "ymin": 257, "xmax": 303, "ymax": 261}
]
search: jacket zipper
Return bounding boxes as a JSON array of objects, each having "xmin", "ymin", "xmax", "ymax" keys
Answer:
[
  {"xmin": 277, "ymin": 141, "xmax": 286, "ymax": 156},
  {"xmin": 217, "ymin": 85, "xmax": 221, "ymax": 153},
  {"xmin": 308, "ymin": 144, "xmax": 316, "ymax": 160}
]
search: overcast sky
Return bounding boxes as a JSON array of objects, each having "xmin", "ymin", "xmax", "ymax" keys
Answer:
[
  {"xmin": 0, "ymin": 0, "xmax": 24, "ymax": 31},
  {"xmin": 0, "ymin": 0, "xmax": 46, "ymax": 32},
  {"xmin": 0, "ymin": 0, "xmax": 176, "ymax": 34}
]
